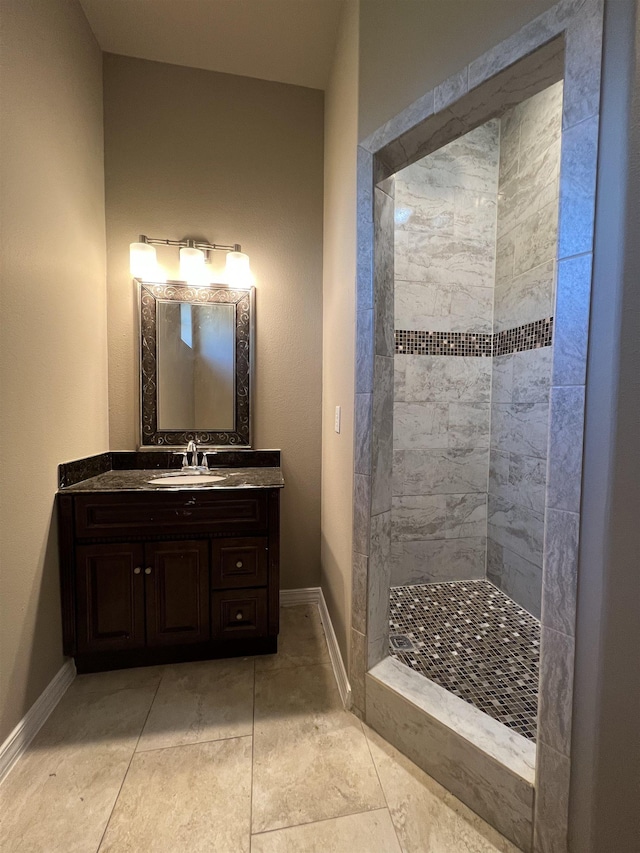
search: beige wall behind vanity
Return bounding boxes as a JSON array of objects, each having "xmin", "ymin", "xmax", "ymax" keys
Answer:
[
  {"xmin": 0, "ymin": 0, "xmax": 109, "ymax": 742},
  {"xmin": 103, "ymin": 55, "xmax": 324, "ymax": 589}
]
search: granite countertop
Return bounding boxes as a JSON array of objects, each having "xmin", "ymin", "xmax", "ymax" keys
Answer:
[{"xmin": 60, "ymin": 467, "xmax": 284, "ymax": 493}]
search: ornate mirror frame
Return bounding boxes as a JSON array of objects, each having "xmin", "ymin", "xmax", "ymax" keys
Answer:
[{"xmin": 137, "ymin": 280, "xmax": 254, "ymax": 448}]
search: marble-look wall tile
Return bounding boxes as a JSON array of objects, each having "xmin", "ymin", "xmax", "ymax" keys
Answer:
[
  {"xmin": 546, "ymin": 385, "xmax": 585, "ymax": 512},
  {"xmin": 513, "ymin": 200, "xmax": 559, "ymax": 277},
  {"xmin": 491, "ymin": 355, "xmax": 513, "ymax": 404},
  {"xmin": 541, "ymin": 509, "xmax": 579, "ymax": 637},
  {"xmin": 354, "ymin": 393, "xmax": 372, "ymax": 475},
  {"xmin": 392, "ymin": 493, "xmax": 486, "ymax": 542},
  {"xmin": 402, "ymin": 447, "xmax": 489, "ymax": 496},
  {"xmin": 394, "ymin": 280, "xmax": 493, "ymax": 332},
  {"xmin": 404, "ymin": 356, "xmax": 492, "ymax": 403},
  {"xmin": 352, "ymin": 552, "xmax": 368, "ymax": 635},
  {"xmin": 557, "ymin": 115, "xmax": 599, "ymax": 259},
  {"xmin": 495, "ymin": 230, "xmax": 516, "ymax": 286},
  {"xmin": 361, "ymin": 89, "xmax": 435, "ymax": 156},
  {"xmin": 392, "ymin": 450, "xmax": 405, "ymax": 497},
  {"xmin": 353, "ymin": 474, "xmax": 371, "ymax": 556},
  {"xmin": 493, "ymin": 261, "xmax": 555, "ymax": 332},
  {"xmin": 562, "ymin": 0, "xmax": 604, "ymax": 129},
  {"xmin": 365, "ymin": 671, "xmax": 534, "ymax": 851},
  {"xmin": 512, "ymin": 348, "xmax": 553, "ymax": 404},
  {"xmin": 393, "ymin": 537, "xmax": 486, "ymax": 586},
  {"xmin": 448, "ymin": 403, "xmax": 491, "ymax": 449},
  {"xmin": 394, "ymin": 357, "xmax": 406, "ymax": 401},
  {"xmin": 376, "ymin": 174, "xmax": 395, "ymax": 198},
  {"xmin": 533, "ymin": 741, "xmax": 570, "ymax": 853},
  {"xmin": 490, "ymin": 403, "xmax": 550, "ymax": 459},
  {"xmin": 434, "ymin": 66, "xmax": 468, "ymax": 113},
  {"xmin": 537, "ymin": 626, "xmax": 574, "ymax": 756},
  {"xmin": 487, "ymin": 539, "xmax": 542, "ymax": 619},
  {"xmin": 518, "ymin": 82, "xmax": 564, "ymax": 161},
  {"xmin": 454, "ymin": 188, "xmax": 497, "ymax": 245},
  {"xmin": 497, "ymin": 142, "xmax": 560, "ymax": 241},
  {"xmin": 356, "ymin": 309, "xmax": 374, "ymax": 393},
  {"xmin": 350, "ymin": 627, "xmax": 367, "ymax": 714},
  {"xmin": 395, "ymin": 231, "xmax": 496, "ymax": 289},
  {"xmin": 368, "ymin": 511, "xmax": 392, "ymax": 668},
  {"xmin": 375, "ymin": 189, "xmax": 395, "ymax": 357},
  {"xmin": 489, "ymin": 450, "xmax": 546, "ymax": 512},
  {"xmin": 394, "ymin": 402, "xmax": 449, "ymax": 450},
  {"xmin": 394, "ymin": 181, "xmax": 453, "ymax": 234},
  {"xmin": 552, "ymin": 253, "xmax": 592, "ymax": 386},
  {"xmin": 357, "ymin": 146, "xmax": 374, "ymax": 310},
  {"xmin": 371, "ymin": 356, "xmax": 394, "ymax": 516},
  {"xmin": 487, "ymin": 495, "xmax": 544, "ymax": 566}
]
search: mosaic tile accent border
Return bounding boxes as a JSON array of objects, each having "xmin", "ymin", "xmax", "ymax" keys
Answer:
[
  {"xmin": 395, "ymin": 317, "xmax": 553, "ymax": 357},
  {"xmin": 389, "ymin": 579, "xmax": 540, "ymax": 741},
  {"xmin": 395, "ymin": 329, "xmax": 493, "ymax": 357}
]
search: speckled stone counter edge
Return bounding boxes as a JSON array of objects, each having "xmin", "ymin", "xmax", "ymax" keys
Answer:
[{"xmin": 59, "ymin": 450, "xmax": 281, "ymax": 488}]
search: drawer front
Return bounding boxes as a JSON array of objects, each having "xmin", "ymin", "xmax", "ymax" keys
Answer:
[
  {"xmin": 212, "ymin": 538, "xmax": 268, "ymax": 588},
  {"xmin": 212, "ymin": 589, "xmax": 268, "ymax": 639},
  {"xmin": 74, "ymin": 491, "xmax": 268, "ymax": 538}
]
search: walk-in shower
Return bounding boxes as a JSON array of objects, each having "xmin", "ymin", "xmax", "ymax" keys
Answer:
[{"xmin": 388, "ymin": 82, "xmax": 563, "ymax": 743}]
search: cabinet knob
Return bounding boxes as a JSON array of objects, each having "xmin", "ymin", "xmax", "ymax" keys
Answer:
[
  {"xmin": 145, "ymin": 567, "xmax": 152, "ymax": 575},
  {"xmin": 235, "ymin": 611, "xmax": 244, "ymax": 621},
  {"xmin": 236, "ymin": 560, "xmax": 243, "ymax": 568},
  {"xmin": 133, "ymin": 567, "xmax": 141, "ymax": 575}
]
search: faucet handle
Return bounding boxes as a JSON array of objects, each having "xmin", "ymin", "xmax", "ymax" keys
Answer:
[
  {"xmin": 173, "ymin": 450, "xmax": 188, "ymax": 469},
  {"xmin": 201, "ymin": 451, "xmax": 212, "ymax": 470}
]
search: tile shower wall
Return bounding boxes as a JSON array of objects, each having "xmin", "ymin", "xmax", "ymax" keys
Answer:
[
  {"xmin": 392, "ymin": 123, "xmax": 499, "ymax": 586},
  {"xmin": 488, "ymin": 83, "xmax": 563, "ymax": 618}
]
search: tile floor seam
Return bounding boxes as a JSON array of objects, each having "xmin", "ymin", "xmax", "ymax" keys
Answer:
[
  {"xmin": 94, "ymin": 672, "xmax": 163, "ymax": 853},
  {"xmin": 251, "ymin": 803, "xmax": 388, "ymax": 838},
  {"xmin": 134, "ymin": 732, "xmax": 253, "ymax": 755},
  {"xmin": 359, "ymin": 720, "xmax": 405, "ymax": 852}
]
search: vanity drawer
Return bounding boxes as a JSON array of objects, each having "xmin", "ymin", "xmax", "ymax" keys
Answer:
[
  {"xmin": 212, "ymin": 538, "xmax": 268, "ymax": 588},
  {"xmin": 74, "ymin": 492, "xmax": 268, "ymax": 538},
  {"xmin": 212, "ymin": 589, "xmax": 268, "ymax": 639}
]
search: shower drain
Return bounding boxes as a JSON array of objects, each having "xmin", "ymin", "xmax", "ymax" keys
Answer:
[{"xmin": 390, "ymin": 634, "xmax": 415, "ymax": 652}]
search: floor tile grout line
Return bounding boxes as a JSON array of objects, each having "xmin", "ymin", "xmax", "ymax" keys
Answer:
[
  {"xmin": 359, "ymin": 721, "xmax": 405, "ymax": 852},
  {"xmin": 134, "ymin": 732, "xmax": 253, "ymax": 755},
  {"xmin": 94, "ymin": 675, "xmax": 163, "ymax": 853},
  {"xmin": 249, "ymin": 657, "xmax": 256, "ymax": 852},
  {"xmin": 251, "ymin": 804, "xmax": 389, "ymax": 840}
]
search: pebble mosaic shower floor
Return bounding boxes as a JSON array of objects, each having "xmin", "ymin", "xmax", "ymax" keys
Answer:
[{"xmin": 388, "ymin": 579, "xmax": 540, "ymax": 741}]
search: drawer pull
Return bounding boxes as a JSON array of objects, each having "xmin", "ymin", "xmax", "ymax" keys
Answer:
[
  {"xmin": 133, "ymin": 567, "xmax": 141, "ymax": 575},
  {"xmin": 236, "ymin": 560, "xmax": 244, "ymax": 568},
  {"xmin": 235, "ymin": 611, "xmax": 244, "ymax": 621},
  {"xmin": 145, "ymin": 567, "xmax": 152, "ymax": 575}
]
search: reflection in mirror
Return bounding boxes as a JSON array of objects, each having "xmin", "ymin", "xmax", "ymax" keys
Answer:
[
  {"xmin": 157, "ymin": 302, "xmax": 235, "ymax": 430},
  {"xmin": 138, "ymin": 281, "xmax": 253, "ymax": 448}
]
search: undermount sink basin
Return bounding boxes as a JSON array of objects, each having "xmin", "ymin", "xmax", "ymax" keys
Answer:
[{"xmin": 149, "ymin": 474, "xmax": 226, "ymax": 486}]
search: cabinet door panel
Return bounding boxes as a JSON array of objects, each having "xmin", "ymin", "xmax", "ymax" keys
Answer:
[
  {"xmin": 76, "ymin": 543, "xmax": 145, "ymax": 653},
  {"xmin": 145, "ymin": 541, "xmax": 210, "ymax": 646}
]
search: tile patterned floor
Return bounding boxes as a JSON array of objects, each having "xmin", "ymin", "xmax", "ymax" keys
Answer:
[
  {"xmin": 389, "ymin": 580, "xmax": 540, "ymax": 741},
  {"xmin": 1, "ymin": 604, "xmax": 521, "ymax": 853}
]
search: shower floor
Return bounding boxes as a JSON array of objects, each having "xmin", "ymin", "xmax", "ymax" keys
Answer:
[{"xmin": 389, "ymin": 579, "xmax": 540, "ymax": 741}]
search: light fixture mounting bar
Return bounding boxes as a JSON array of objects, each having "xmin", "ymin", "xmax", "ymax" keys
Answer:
[{"xmin": 138, "ymin": 235, "xmax": 241, "ymax": 253}]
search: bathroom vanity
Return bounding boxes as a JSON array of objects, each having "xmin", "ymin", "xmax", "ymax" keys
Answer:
[{"xmin": 57, "ymin": 453, "xmax": 283, "ymax": 673}]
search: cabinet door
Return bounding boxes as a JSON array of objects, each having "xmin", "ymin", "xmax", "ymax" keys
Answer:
[
  {"xmin": 76, "ymin": 543, "xmax": 145, "ymax": 654},
  {"xmin": 211, "ymin": 537, "xmax": 268, "ymax": 588},
  {"xmin": 144, "ymin": 540, "xmax": 210, "ymax": 646}
]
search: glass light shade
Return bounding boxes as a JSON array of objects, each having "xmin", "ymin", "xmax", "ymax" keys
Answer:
[
  {"xmin": 130, "ymin": 242, "xmax": 157, "ymax": 279},
  {"xmin": 179, "ymin": 246, "xmax": 206, "ymax": 284},
  {"xmin": 225, "ymin": 251, "xmax": 252, "ymax": 286}
]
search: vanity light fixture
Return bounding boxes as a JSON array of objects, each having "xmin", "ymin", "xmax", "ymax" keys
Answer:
[{"xmin": 129, "ymin": 235, "xmax": 252, "ymax": 287}]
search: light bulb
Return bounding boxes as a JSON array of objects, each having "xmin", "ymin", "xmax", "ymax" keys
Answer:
[
  {"xmin": 225, "ymin": 251, "xmax": 253, "ymax": 287},
  {"xmin": 130, "ymin": 242, "xmax": 157, "ymax": 279},
  {"xmin": 179, "ymin": 246, "xmax": 206, "ymax": 285}
]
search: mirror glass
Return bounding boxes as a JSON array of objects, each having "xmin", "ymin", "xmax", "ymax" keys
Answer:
[
  {"xmin": 157, "ymin": 302, "xmax": 235, "ymax": 430},
  {"xmin": 138, "ymin": 281, "xmax": 253, "ymax": 448}
]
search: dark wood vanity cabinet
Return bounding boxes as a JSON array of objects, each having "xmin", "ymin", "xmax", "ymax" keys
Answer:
[{"xmin": 58, "ymin": 488, "xmax": 280, "ymax": 672}]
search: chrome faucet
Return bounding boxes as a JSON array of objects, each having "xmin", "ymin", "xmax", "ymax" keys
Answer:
[{"xmin": 186, "ymin": 439, "xmax": 199, "ymax": 468}]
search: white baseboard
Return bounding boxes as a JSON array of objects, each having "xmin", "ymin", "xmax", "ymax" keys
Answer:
[
  {"xmin": 0, "ymin": 659, "xmax": 76, "ymax": 785},
  {"xmin": 280, "ymin": 587, "xmax": 352, "ymax": 709}
]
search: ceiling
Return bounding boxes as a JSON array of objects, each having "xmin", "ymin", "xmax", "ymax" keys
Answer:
[{"xmin": 79, "ymin": 0, "xmax": 344, "ymax": 90}]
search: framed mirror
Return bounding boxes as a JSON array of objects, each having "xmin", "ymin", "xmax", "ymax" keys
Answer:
[{"xmin": 138, "ymin": 281, "xmax": 254, "ymax": 448}]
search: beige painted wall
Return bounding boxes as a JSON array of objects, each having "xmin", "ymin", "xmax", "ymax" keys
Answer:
[
  {"xmin": 0, "ymin": 0, "xmax": 108, "ymax": 741},
  {"xmin": 358, "ymin": 0, "xmax": 559, "ymax": 140},
  {"xmin": 321, "ymin": 1, "xmax": 360, "ymax": 664},
  {"xmin": 103, "ymin": 55, "xmax": 324, "ymax": 589}
]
